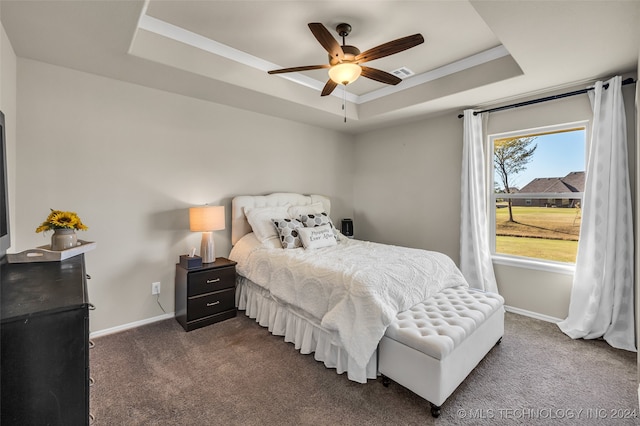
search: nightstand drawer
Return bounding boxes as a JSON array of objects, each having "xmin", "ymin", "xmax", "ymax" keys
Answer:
[
  {"xmin": 188, "ymin": 267, "xmax": 235, "ymax": 297},
  {"xmin": 187, "ymin": 289, "xmax": 235, "ymax": 321}
]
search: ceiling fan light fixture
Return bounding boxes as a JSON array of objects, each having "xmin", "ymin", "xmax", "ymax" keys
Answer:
[
  {"xmin": 268, "ymin": 22, "xmax": 424, "ymax": 98},
  {"xmin": 328, "ymin": 63, "xmax": 361, "ymax": 85}
]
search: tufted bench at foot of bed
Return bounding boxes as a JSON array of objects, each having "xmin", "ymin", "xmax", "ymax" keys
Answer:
[{"xmin": 378, "ymin": 286, "xmax": 505, "ymax": 418}]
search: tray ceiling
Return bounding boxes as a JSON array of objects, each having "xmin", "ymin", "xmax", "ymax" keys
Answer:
[{"xmin": 2, "ymin": 1, "xmax": 638, "ymax": 133}]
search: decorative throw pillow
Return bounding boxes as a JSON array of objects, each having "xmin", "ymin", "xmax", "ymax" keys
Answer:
[
  {"xmin": 271, "ymin": 218, "xmax": 303, "ymax": 249},
  {"xmin": 298, "ymin": 224, "xmax": 338, "ymax": 249},
  {"xmin": 244, "ymin": 205, "xmax": 290, "ymax": 243},
  {"xmin": 298, "ymin": 212, "xmax": 339, "ymax": 239},
  {"xmin": 298, "ymin": 211, "xmax": 332, "ymax": 227}
]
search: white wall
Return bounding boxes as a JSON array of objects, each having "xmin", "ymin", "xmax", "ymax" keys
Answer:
[
  {"xmin": 15, "ymin": 58, "xmax": 355, "ymax": 332},
  {"xmin": 353, "ymin": 81, "xmax": 637, "ymax": 321}
]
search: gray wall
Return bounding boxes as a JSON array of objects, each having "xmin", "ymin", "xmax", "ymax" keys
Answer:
[
  {"xmin": 353, "ymin": 81, "xmax": 637, "ymax": 321},
  {"xmin": 13, "ymin": 58, "xmax": 355, "ymax": 332},
  {"xmin": 636, "ymin": 50, "xmax": 640, "ymax": 396},
  {"xmin": 3, "ymin": 14, "xmax": 638, "ymax": 337},
  {"xmin": 484, "ymin": 86, "xmax": 592, "ymax": 320},
  {"xmin": 352, "ymin": 113, "xmax": 463, "ymax": 262},
  {"xmin": 1, "ymin": 14, "xmax": 16, "ymax": 252}
]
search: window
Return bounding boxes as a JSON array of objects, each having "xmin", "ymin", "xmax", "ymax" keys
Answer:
[{"xmin": 489, "ymin": 122, "xmax": 587, "ymax": 269}]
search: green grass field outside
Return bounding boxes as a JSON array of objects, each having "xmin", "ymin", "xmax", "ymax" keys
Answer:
[{"xmin": 495, "ymin": 205, "xmax": 580, "ymax": 263}]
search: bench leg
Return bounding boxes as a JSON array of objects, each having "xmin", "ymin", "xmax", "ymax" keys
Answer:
[
  {"xmin": 496, "ymin": 337, "xmax": 503, "ymax": 345},
  {"xmin": 382, "ymin": 374, "xmax": 441, "ymax": 418},
  {"xmin": 430, "ymin": 403, "xmax": 441, "ymax": 418}
]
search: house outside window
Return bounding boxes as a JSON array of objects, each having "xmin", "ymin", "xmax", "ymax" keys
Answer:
[{"xmin": 489, "ymin": 122, "xmax": 587, "ymax": 272}]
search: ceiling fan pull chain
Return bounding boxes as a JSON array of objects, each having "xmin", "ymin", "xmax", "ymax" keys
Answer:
[{"xmin": 343, "ymin": 85, "xmax": 347, "ymax": 123}]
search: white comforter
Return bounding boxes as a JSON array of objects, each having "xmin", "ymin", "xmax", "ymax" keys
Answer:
[{"xmin": 229, "ymin": 234, "xmax": 468, "ymax": 368}]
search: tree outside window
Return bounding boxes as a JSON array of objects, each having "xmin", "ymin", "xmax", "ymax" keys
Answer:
[{"xmin": 490, "ymin": 124, "xmax": 586, "ymax": 264}]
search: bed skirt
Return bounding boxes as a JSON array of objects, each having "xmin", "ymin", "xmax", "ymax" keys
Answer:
[{"xmin": 235, "ymin": 275, "xmax": 377, "ymax": 384}]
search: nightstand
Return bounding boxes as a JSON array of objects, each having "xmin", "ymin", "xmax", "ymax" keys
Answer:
[{"xmin": 175, "ymin": 257, "xmax": 237, "ymax": 332}]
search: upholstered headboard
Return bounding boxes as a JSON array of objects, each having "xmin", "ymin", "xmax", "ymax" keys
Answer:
[{"xmin": 231, "ymin": 193, "xmax": 331, "ymax": 245}]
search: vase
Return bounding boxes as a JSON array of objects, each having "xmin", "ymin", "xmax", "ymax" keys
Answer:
[{"xmin": 51, "ymin": 229, "xmax": 78, "ymax": 251}]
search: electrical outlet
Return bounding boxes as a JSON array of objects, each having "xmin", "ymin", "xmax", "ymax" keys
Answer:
[{"xmin": 152, "ymin": 282, "xmax": 161, "ymax": 295}]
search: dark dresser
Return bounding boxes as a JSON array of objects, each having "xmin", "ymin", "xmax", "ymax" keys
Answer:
[
  {"xmin": 1, "ymin": 254, "xmax": 91, "ymax": 425},
  {"xmin": 175, "ymin": 257, "xmax": 237, "ymax": 331}
]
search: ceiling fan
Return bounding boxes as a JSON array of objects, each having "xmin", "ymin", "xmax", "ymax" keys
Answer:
[{"xmin": 268, "ymin": 23, "xmax": 424, "ymax": 96}]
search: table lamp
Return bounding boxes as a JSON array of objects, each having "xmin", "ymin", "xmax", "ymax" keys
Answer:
[{"xmin": 189, "ymin": 205, "xmax": 225, "ymax": 263}]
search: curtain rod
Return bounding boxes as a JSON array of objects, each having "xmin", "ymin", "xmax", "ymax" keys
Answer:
[{"xmin": 457, "ymin": 77, "xmax": 636, "ymax": 119}]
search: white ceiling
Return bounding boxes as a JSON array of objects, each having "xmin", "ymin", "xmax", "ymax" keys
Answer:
[{"xmin": 2, "ymin": 1, "xmax": 639, "ymax": 134}]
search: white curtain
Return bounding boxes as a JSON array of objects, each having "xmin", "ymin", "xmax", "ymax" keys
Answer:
[
  {"xmin": 558, "ymin": 76, "xmax": 636, "ymax": 352},
  {"xmin": 460, "ymin": 109, "xmax": 498, "ymax": 293}
]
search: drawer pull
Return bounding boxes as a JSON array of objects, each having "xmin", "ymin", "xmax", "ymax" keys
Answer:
[
  {"xmin": 89, "ymin": 377, "xmax": 95, "ymax": 386},
  {"xmin": 206, "ymin": 301, "xmax": 220, "ymax": 307},
  {"xmin": 206, "ymin": 278, "xmax": 221, "ymax": 284},
  {"xmin": 88, "ymin": 303, "xmax": 96, "ymax": 311},
  {"xmin": 89, "ymin": 340, "xmax": 95, "ymax": 349}
]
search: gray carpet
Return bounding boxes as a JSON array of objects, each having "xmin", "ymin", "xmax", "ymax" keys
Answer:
[{"xmin": 89, "ymin": 312, "xmax": 638, "ymax": 425}]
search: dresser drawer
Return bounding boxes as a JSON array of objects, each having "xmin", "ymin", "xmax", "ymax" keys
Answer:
[
  {"xmin": 188, "ymin": 266, "xmax": 235, "ymax": 297},
  {"xmin": 187, "ymin": 288, "xmax": 235, "ymax": 322}
]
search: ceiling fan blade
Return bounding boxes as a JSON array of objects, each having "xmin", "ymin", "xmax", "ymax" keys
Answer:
[
  {"xmin": 268, "ymin": 64, "xmax": 330, "ymax": 75},
  {"xmin": 321, "ymin": 79, "xmax": 338, "ymax": 96},
  {"xmin": 355, "ymin": 34, "xmax": 424, "ymax": 64},
  {"xmin": 360, "ymin": 66, "xmax": 402, "ymax": 85},
  {"xmin": 308, "ymin": 23, "xmax": 344, "ymax": 61}
]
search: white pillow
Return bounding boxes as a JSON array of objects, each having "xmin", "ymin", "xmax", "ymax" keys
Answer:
[
  {"xmin": 298, "ymin": 224, "xmax": 338, "ymax": 249},
  {"xmin": 288, "ymin": 202, "xmax": 325, "ymax": 218},
  {"xmin": 244, "ymin": 205, "xmax": 290, "ymax": 243},
  {"xmin": 235, "ymin": 232, "xmax": 281, "ymax": 250}
]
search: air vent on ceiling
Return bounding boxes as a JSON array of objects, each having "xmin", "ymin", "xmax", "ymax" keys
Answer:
[{"xmin": 391, "ymin": 67, "xmax": 415, "ymax": 79}]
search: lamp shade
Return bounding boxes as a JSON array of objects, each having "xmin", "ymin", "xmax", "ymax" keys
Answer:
[
  {"xmin": 328, "ymin": 63, "xmax": 362, "ymax": 85},
  {"xmin": 189, "ymin": 206, "xmax": 225, "ymax": 232}
]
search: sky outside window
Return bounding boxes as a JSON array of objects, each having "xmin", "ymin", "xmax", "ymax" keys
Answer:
[{"xmin": 495, "ymin": 129, "xmax": 586, "ymax": 190}]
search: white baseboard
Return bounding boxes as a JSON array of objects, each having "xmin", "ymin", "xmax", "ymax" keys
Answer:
[
  {"xmin": 90, "ymin": 306, "xmax": 560, "ymax": 338},
  {"xmin": 504, "ymin": 305, "xmax": 563, "ymax": 323},
  {"xmin": 89, "ymin": 306, "xmax": 561, "ymax": 339},
  {"xmin": 89, "ymin": 312, "xmax": 175, "ymax": 339}
]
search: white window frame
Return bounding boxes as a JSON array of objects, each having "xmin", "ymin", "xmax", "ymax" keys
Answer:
[{"xmin": 487, "ymin": 121, "xmax": 589, "ymax": 275}]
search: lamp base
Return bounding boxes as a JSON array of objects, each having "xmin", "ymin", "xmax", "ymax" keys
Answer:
[{"xmin": 200, "ymin": 231, "xmax": 216, "ymax": 263}]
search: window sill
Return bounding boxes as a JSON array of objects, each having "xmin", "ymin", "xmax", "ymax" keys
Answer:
[{"xmin": 492, "ymin": 254, "xmax": 575, "ymax": 275}]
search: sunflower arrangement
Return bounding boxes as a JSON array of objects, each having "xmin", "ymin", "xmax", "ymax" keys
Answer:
[{"xmin": 35, "ymin": 209, "xmax": 89, "ymax": 233}]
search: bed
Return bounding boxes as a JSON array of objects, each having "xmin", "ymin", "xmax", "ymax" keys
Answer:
[{"xmin": 228, "ymin": 192, "xmax": 473, "ymax": 384}]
